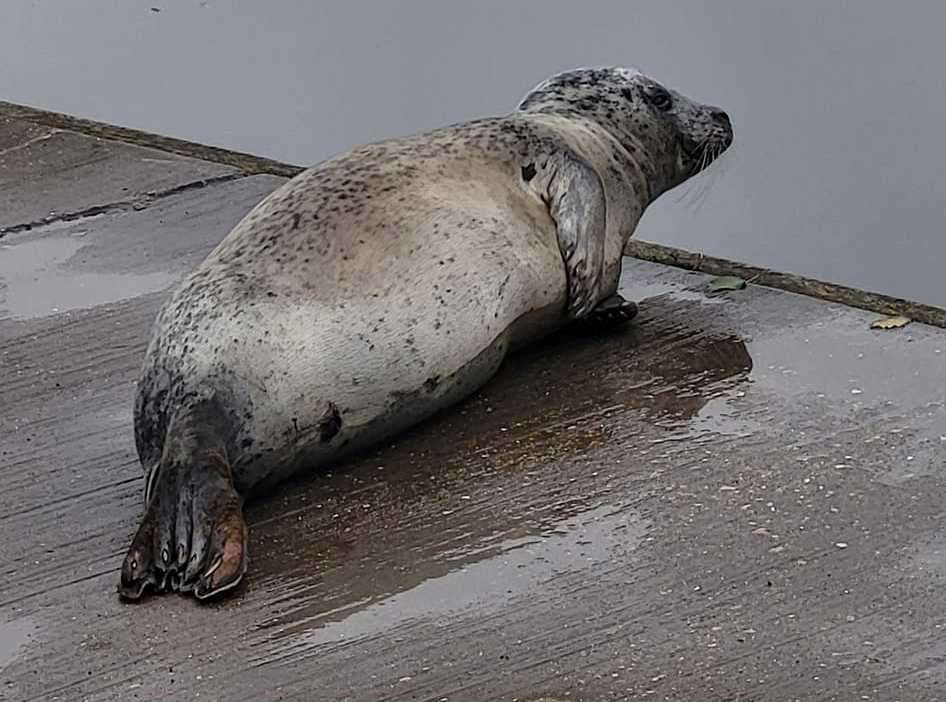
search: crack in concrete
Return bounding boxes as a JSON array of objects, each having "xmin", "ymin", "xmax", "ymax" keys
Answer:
[
  {"xmin": 0, "ymin": 172, "xmax": 249, "ymax": 238},
  {"xmin": 0, "ymin": 129, "xmax": 60, "ymax": 158}
]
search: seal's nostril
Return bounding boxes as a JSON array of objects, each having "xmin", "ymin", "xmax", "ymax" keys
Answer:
[{"xmin": 711, "ymin": 109, "xmax": 731, "ymax": 127}]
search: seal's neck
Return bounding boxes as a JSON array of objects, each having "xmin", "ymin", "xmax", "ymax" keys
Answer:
[
  {"xmin": 517, "ymin": 105, "xmax": 675, "ymax": 203},
  {"xmin": 518, "ymin": 111, "xmax": 665, "ymax": 208}
]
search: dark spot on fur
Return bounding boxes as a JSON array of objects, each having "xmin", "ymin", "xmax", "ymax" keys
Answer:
[
  {"xmin": 424, "ymin": 375, "xmax": 441, "ymax": 392},
  {"xmin": 621, "ymin": 87, "xmax": 633, "ymax": 101},
  {"xmin": 291, "ymin": 213, "xmax": 301, "ymax": 230},
  {"xmin": 521, "ymin": 163, "xmax": 536, "ymax": 182},
  {"xmin": 318, "ymin": 402, "xmax": 343, "ymax": 443}
]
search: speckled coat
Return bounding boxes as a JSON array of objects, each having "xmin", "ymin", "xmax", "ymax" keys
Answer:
[{"xmin": 134, "ymin": 66, "xmax": 732, "ymax": 499}]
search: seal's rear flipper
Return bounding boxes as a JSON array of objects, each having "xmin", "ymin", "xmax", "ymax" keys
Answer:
[{"xmin": 119, "ymin": 406, "xmax": 247, "ymax": 602}]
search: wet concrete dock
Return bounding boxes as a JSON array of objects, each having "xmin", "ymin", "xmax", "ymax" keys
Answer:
[{"xmin": 2, "ymin": 111, "xmax": 946, "ymax": 702}]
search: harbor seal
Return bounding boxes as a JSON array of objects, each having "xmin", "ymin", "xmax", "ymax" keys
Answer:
[{"xmin": 119, "ymin": 66, "xmax": 733, "ymax": 600}]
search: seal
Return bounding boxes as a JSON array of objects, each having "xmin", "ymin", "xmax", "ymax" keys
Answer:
[{"xmin": 118, "ymin": 66, "xmax": 733, "ymax": 600}]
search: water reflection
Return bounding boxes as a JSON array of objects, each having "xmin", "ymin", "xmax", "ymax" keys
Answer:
[
  {"xmin": 0, "ymin": 227, "xmax": 176, "ymax": 320},
  {"xmin": 253, "ymin": 504, "xmax": 646, "ymax": 666},
  {"xmin": 244, "ymin": 291, "xmax": 754, "ymax": 665},
  {"xmin": 0, "ymin": 616, "xmax": 35, "ymax": 672}
]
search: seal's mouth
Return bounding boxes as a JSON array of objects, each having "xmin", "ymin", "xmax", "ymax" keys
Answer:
[
  {"xmin": 680, "ymin": 107, "xmax": 734, "ymax": 176},
  {"xmin": 682, "ymin": 128, "xmax": 733, "ymax": 176}
]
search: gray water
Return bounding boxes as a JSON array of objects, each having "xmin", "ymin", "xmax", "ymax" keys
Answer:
[{"xmin": 2, "ymin": 1, "xmax": 945, "ymax": 305}]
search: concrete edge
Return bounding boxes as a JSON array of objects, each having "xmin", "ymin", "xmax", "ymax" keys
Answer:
[
  {"xmin": 626, "ymin": 240, "xmax": 946, "ymax": 329},
  {"xmin": 4, "ymin": 100, "xmax": 945, "ymax": 330},
  {"xmin": 0, "ymin": 100, "xmax": 305, "ymax": 179}
]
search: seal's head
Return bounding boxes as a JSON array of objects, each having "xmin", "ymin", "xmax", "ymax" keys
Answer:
[{"xmin": 517, "ymin": 66, "xmax": 733, "ymax": 198}]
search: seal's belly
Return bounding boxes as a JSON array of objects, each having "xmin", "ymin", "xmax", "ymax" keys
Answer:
[
  {"xmin": 147, "ymin": 186, "xmax": 568, "ymax": 490},
  {"xmin": 217, "ymin": 298, "xmax": 511, "ymax": 489},
  {"xmin": 186, "ymin": 252, "xmax": 564, "ymax": 489}
]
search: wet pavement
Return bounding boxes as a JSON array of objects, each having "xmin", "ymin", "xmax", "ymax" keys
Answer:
[{"xmin": 2, "ymin": 117, "xmax": 946, "ymax": 701}]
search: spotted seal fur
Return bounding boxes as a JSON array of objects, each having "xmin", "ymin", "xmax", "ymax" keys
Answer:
[{"xmin": 119, "ymin": 66, "xmax": 733, "ymax": 600}]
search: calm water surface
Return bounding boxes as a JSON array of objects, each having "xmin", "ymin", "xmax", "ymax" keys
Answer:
[{"xmin": 2, "ymin": 1, "xmax": 945, "ymax": 305}]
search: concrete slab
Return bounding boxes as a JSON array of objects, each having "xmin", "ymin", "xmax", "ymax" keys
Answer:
[
  {"xmin": 0, "ymin": 117, "xmax": 238, "ymax": 231},
  {"xmin": 0, "ymin": 117, "xmax": 52, "ymax": 153},
  {"xmin": 0, "ymin": 173, "xmax": 283, "ymax": 324},
  {"xmin": 2, "ymin": 118, "xmax": 946, "ymax": 701}
]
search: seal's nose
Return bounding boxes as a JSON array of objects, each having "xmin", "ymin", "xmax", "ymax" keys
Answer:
[{"xmin": 711, "ymin": 109, "xmax": 731, "ymax": 128}]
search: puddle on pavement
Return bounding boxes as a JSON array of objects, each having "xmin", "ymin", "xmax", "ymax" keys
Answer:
[
  {"xmin": 0, "ymin": 616, "xmax": 36, "ymax": 672},
  {"xmin": 625, "ymin": 279, "xmax": 728, "ymax": 307},
  {"xmin": 747, "ymin": 318, "xmax": 946, "ymax": 408},
  {"xmin": 241, "ymin": 301, "xmax": 759, "ymax": 667},
  {"xmin": 250, "ymin": 503, "xmax": 647, "ymax": 667},
  {"xmin": 871, "ymin": 425, "xmax": 946, "ymax": 486},
  {"xmin": 233, "ymin": 295, "xmax": 946, "ymax": 675},
  {"xmin": 0, "ymin": 224, "xmax": 177, "ymax": 320},
  {"xmin": 604, "ymin": 325, "xmax": 760, "ymax": 443},
  {"xmin": 648, "ymin": 391, "xmax": 764, "ymax": 447}
]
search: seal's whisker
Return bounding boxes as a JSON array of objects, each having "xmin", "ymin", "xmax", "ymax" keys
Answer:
[
  {"xmin": 674, "ymin": 137, "xmax": 710, "ymax": 204},
  {"xmin": 677, "ymin": 142, "xmax": 708, "ymax": 207},
  {"xmin": 675, "ymin": 178, "xmax": 698, "ymax": 204},
  {"xmin": 694, "ymin": 143, "xmax": 732, "ymax": 210},
  {"xmin": 693, "ymin": 171, "xmax": 717, "ymax": 210},
  {"xmin": 688, "ymin": 174, "xmax": 712, "ymax": 211},
  {"xmin": 714, "ymin": 140, "xmax": 740, "ymax": 171},
  {"xmin": 688, "ymin": 143, "xmax": 726, "ymax": 211},
  {"xmin": 684, "ymin": 142, "xmax": 713, "ymax": 208},
  {"xmin": 675, "ymin": 182, "xmax": 695, "ymax": 204}
]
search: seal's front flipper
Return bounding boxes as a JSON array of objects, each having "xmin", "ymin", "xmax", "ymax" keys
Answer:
[
  {"xmin": 542, "ymin": 151, "xmax": 607, "ymax": 320},
  {"xmin": 589, "ymin": 294, "xmax": 638, "ymax": 325},
  {"xmin": 574, "ymin": 293, "xmax": 638, "ymax": 333},
  {"xmin": 119, "ymin": 449, "xmax": 247, "ymax": 602}
]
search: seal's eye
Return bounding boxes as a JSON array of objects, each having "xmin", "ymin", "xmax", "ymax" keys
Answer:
[{"xmin": 646, "ymin": 89, "xmax": 673, "ymax": 113}]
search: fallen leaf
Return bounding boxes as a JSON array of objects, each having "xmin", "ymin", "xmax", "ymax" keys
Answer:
[
  {"xmin": 870, "ymin": 315, "xmax": 910, "ymax": 330},
  {"xmin": 707, "ymin": 275, "xmax": 747, "ymax": 292}
]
